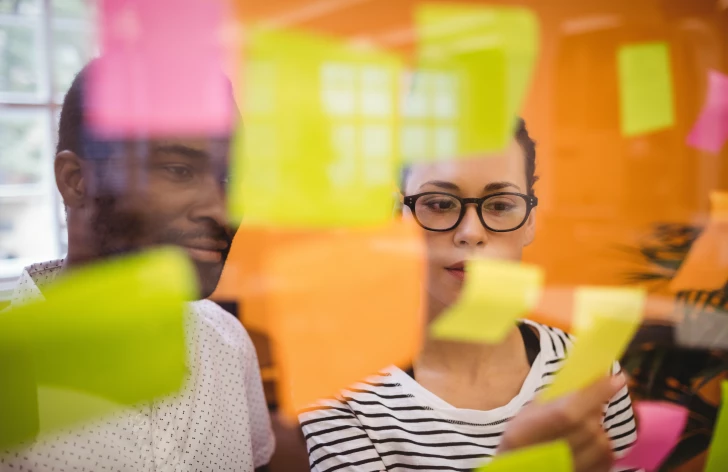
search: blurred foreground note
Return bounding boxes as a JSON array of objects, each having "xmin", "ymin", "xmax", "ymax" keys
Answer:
[
  {"xmin": 262, "ymin": 220, "xmax": 425, "ymax": 417},
  {"xmin": 615, "ymin": 402, "xmax": 687, "ymax": 471},
  {"xmin": 229, "ymin": 28, "xmax": 402, "ymax": 227},
  {"xmin": 87, "ymin": 0, "xmax": 232, "ymax": 137},
  {"xmin": 540, "ymin": 287, "xmax": 645, "ymax": 402},
  {"xmin": 430, "ymin": 259, "xmax": 544, "ymax": 343},
  {"xmin": 671, "ymin": 191, "xmax": 728, "ymax": 293},
  {"xmin": 0, "ymin": 248, "xmax": 194, "ymax": 449},
  {"xmin": 705, "ymin": 381, "xmax": 728, "ymax": 472},
  {"xmin": 475, "ymin": 440, "xmax": 572, "ymax": 471},
  {"xmin": 687, "ymin": 69, "xmax": 728, "ymax": 154},
  {"xmin": 407, "ymin": 4, "xmax": 539, "ymax": 162},
  {"xmin": 617, "ymin": 42, "xmax": 675, "ymax": 136}
]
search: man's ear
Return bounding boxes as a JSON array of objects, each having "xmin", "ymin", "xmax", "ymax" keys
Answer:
[
  {"xmin": 523, "ymin": 209, "xmax": 537, "ymax": 247},
  {"xmin": 55, "ymin": 150, "xmax": 86, "ymax": 208}
]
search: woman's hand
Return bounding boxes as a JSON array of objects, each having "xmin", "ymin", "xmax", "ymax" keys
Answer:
[{"xmin": 498, "ymin": 374, "xmax": 625, "ymax": 472}]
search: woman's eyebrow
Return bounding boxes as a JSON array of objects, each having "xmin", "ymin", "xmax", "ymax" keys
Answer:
[
  {"xmin": 484, "ymin": 181, "xmax": 521, "ymax": 192},
  {"xmin": 418, "ymin": 180, "xmax": 460, "ymax": 191}
]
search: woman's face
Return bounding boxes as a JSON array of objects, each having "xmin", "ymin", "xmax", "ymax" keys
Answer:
[{"xmin": 403, "ymin": 139, "xmax": 536, "ymax": 315}]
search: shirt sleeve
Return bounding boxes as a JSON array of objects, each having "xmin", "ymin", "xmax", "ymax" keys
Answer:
[
  {"xmin": 299, "ymin": 399, "xmax": 387, "ymax": 472},
  {"xmin": 241, "ymin": 332, "xmax": 276, "ymax": 468},
  {"xmin": 604, "ymin": 361, "xmax": 642, "ymax": 472}
]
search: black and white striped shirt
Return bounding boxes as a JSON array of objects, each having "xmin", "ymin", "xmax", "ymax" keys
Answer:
[{"xmin": 299, "ymin": 320, "xmax": 638, "ymax": 472}]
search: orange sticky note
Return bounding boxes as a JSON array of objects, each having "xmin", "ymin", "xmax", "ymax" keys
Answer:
[
  {"xmin": 670, "ymin": 191, "xmax": 728, "ymax": 292},
  {"xmin": 262, "ymin": 220, "xmax": 426, "ymax": 417},
  {"xmin": 213, "ymin": 228, "xmax": 320, "ymax": 333}
]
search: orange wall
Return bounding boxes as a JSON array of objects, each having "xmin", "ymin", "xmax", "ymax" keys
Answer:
[{"xmin": 216, "ymin": 0, "xmax": 728, "ymax": 300}]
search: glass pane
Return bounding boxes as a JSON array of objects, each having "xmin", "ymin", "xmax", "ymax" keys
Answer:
[
  {"xmin": 52, "ymin": 0, "xmax": 93, "ymax": 19},
  {"xmin": 0, "ymin": 20, "xmax": 45, "ymax": 98},
  {"xmin": 0, "ymin": 0, "xmax": 42, "ymax": 16},
  {"xmin": 0, "ymin": 109, "xmax": 51, "ymax": 185},
  {"xmin": 0, "ymin": 195, "xmax": 58, "ymax": 274},
  {"xmin": 52, "ymin": 23, "xmax": 95, "ymax": 98}
]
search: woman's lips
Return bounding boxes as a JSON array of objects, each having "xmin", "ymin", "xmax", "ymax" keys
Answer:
[{"xmin": 445, "ymin": 267, "xmax": 465, "ymax": 281}]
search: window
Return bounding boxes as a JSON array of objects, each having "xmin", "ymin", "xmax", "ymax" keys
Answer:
[{"xmin": 0, "ymin": 0, "xmax": 96, "ymax": 296}]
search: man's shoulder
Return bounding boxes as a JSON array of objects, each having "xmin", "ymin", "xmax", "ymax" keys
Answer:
[{"xmin": 187, "ymin": 299, "xmax": 254, "ymax": 349}]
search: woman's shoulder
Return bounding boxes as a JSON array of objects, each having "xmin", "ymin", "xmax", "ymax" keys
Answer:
[
  {"xmin": 297, "ymin": 368, "xmax": 403, "ymax": 422},
  {"xmin": 521, "ymin": 319, "xmax": 576, "ymax": 359}
]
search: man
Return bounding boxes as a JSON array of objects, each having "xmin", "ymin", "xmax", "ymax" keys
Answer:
[{"xmin": 0, "ymin": 62, "xmax": 275, "ymax": 471}]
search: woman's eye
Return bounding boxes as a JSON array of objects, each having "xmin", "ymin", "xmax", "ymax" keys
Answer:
[
  {"xmin": 485, "ymin": 201, "xmax": 514, "ymax": 212},
  {"xmin": 426, "ymin": 200, "xmax": 456, "ymax": 211}
]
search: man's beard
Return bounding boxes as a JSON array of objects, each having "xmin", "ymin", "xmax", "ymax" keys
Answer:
[
  {"xmin": 90, "ymin": 196, "xmax": 234, "ymax": 298},
  {"xmin": 91, "ymin": 196, "xmax": 149, "ymax": 258}
]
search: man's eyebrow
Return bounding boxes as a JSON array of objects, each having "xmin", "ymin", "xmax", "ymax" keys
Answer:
[
  {"xmin": 152, "ymin": 144, "xmax": 209, "ymax": 160},
  {"xmin": 418, "ymin": 180, "xmax": 460, "ymax": 191},
  {"xmin": 484, "ymin": 181, "xmax": 521, "ymax": 192}
]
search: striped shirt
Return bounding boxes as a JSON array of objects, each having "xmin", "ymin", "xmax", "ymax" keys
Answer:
[{"xmin": 299, "ymin": 320, "xmax": 638, "ymax": 472}]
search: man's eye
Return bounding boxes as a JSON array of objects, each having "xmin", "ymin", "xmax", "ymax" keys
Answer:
[{"xmin": 163, "ymin": 165, "xmax": 193, "ymax": 180}]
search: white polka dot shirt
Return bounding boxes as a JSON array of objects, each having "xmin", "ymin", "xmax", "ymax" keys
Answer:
[{"xmin": 1, "ymin": 260, "xmax": 275, "ymax": 472}]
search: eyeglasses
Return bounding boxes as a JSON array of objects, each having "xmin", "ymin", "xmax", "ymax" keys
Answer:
[{"xmin": 403, "ymin": 192, "xmax": 538, "ymax": 232}]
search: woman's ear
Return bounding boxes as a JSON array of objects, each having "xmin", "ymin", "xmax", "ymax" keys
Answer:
[
  {"xmin": 523, "ymin": 209, "xmax": 537, "ymax": 247},
  {"xmin": 55, "ymin": 150, "xmax": 86, "ymax": 208},
  {"xmin": 392, "ymin": 192, "xmax": 404, "ymax": 217}
]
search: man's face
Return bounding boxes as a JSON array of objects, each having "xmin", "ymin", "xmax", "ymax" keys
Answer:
[{"xmin": 84, "ymin": 135, "xmax": 235, "ymax": 299}]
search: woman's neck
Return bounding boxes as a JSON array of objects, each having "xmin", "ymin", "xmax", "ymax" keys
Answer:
[{"xmin": 412, "ymin": 296, "xmax": 532, "ymax": 410}]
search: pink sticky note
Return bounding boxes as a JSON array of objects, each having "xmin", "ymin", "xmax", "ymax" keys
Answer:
[
  {"xmin": 687, "ymin": 70, "xmax": 728, "ymax": 153},
  {"xmin": 87, "ymin": 0, "xmax": 233, "ymax": 138},
  {"xmin": 615, "ymin": 401, "xmax": 688, "ymax": 472}
]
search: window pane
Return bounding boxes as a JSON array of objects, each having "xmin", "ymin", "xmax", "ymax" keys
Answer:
[
  {"xmin": 0, "ymin": 108, "xmax": 51, "ymax": 185},
  {"xmin": 0, "ymin": 20, "xmax": 46, "ymax": 99},
  {"xmin": 52, "ymin": 22, "xmax": 95, "ymax": 99},
  {"xmin": 0, "ymin": 195, "xmax": 58, "ymax": 276},
  {"xmin": 52, "ymin": 0, "xmax": 93, "ymax": 19},
  {"xmin": 0, "ymin": 0, "xmax": 42, "ymax": 16}
]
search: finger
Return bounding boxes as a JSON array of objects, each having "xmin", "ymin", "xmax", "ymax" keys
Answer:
[
  {"xmin": 515, "ymin": 375, "xmax": 623, "ymax": 442},
  {"xmin": 559, "ymin": 374, "xmax": 625, "ymax": 418},
  {"xmin": 568, "ymin": 416, "xmax": 606, "ymax": 453},
  {"xmin": 571, "ymin": 432, "xmax": 614, "ymax": 472}
]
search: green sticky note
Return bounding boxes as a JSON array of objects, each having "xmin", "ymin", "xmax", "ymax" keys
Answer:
[
  {"xmin": 405, "ymin": 4, "xmax": 539, "ymax": 162},
  {"xmin": 229, "ymin": 28, "xmax": 402, "ymax": 227},
  {"xmin": 705, "ymin": 381, "xmax": 728, "ymax": 472},
  {"xmin": 540, "ymin": 287, "xmax": 645, "ymax": 402},
  {"xmin": 475, "ymin": 440, "xmax": 573, "ymax": 471},
  {"xmin": 617, "ymin": 42, "xmax": 675, "ymax": 136},
  {"xmin": 430, "ymin": 259, "xmax": 544, "ymax": 343},
  {"xmin": 0, "ymin": 247, "xmax": 196, "ymax": 449}
]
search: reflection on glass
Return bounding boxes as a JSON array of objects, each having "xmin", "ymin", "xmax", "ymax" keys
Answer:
[
  {"xmin": 402, "ymin": 71, "xmax": 459, "ymax": 161},
  {"xmin": 0, "ymin": 109, "xmax": 50, "ymax": 185},
  {"xmin": 0, "ymin": 21, "xmax": 44, "ymax": 97}
]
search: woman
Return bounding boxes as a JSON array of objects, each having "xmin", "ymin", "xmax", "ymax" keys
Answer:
[{"xmin": 299, "ymin": 119, "xmax": 638, "ymax": 472}]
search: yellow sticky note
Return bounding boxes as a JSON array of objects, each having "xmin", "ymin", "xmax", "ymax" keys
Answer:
[
  {"xmin": 229, "ymin": 28, "xmax": 402, "ymax": 227},
  {"xmin": 475, "ymin": 440, "xmax": 572, "ymax": 471},
  {"xmin": 705, "ymin": 381, "xmax": 728, "ymax": 472},
  {"xmin": 617, "ymin": 42, "xmax": 675, "ymax": 136},
  {"xmin": 540, "ymin": 287, "xmax": 645, "ymax": 402},
  {"xmin": 430, "ymin": 259, "xmax": 544, "ymax": 343},
  {"xmin": 0, "ymin": 248, "xmax": 195, "ymax": 449},
  {"xmin": 405, "ymin": 4, "xmax": 539, "ymax": 162}
]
